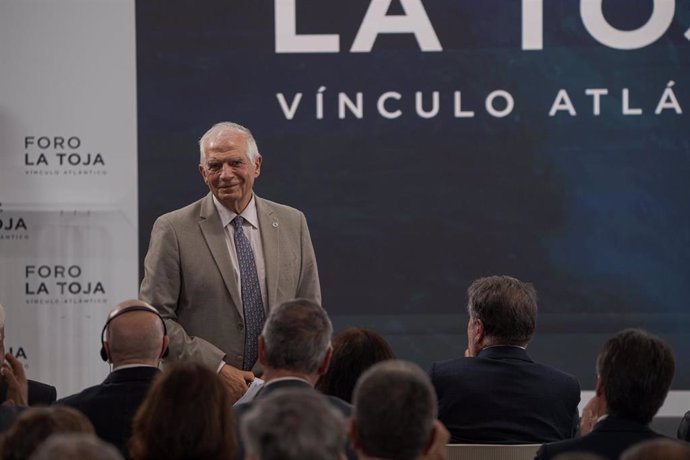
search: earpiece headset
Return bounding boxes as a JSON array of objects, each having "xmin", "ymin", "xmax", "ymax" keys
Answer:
[{"xmin": 100, "ymin": 304, "xmax": 169, "ymax": 362}]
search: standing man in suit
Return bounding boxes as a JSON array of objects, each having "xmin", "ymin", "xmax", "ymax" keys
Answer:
[
  {"xmin": 57, "ymin": 299, "xmax": 169, "ymax": 457},
  {"xmin": 140, "ymin": 122, "xmax": 321, "ymax": 401},
  {"xmin": 536, "ymin": 328, "xmax": 675, "ymax": 460},
  {"xmin": 429, "ymin": 275, "xmax": 581, "ymax": 444},
  {"xmin": 0, "ymin": 302, "xmax": 56, "ymax": 406}
]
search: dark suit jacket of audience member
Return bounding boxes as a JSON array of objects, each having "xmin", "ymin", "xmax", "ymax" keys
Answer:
[
  {"xmin": 0, "ymin": 379, "xmax": 57, "ymax": 406},
  {"xmin": 57, "ymin": 366, "xmax": 160, "ymax": 458},
  {"xmin": 535, "ymin": 415, "xmax": 665, "ymax": 460},
  {"xmin": 430, "ymin": 346, "xmax": 580, "ymax": 444},
  {"xmin": 233, "ymin": 379, "xmax": 353, "ymax": 460}
]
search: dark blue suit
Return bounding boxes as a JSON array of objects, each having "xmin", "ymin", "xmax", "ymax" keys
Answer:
[
  {"xmin": 535, "ymin": 415, "xmax": 664, "ymax": 460},
  {"xmin": 57, "ymin": 366, "xmax": 160, "ymax": 458},
  {"xmin": 430, "ymin": 346, "xmax": 580, "ymax": 444},
  {"xmin": 0, "ymin": 379, "xmax": 56, "ymax": 406}
]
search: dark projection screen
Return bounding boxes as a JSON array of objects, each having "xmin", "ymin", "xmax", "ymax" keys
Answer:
[{"xmin": 136, "ymin": 0, "xmax": 690, "ymax": 389}]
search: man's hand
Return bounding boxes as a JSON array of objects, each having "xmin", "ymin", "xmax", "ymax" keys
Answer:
[
  {"xmin": 1, "ymin": 353, "xmax": 28, "ymax": 406},
  {"xmin": 423, "ymin": 420, "xmax": 450, "ymax": 460},
  {"xmin": 219, "ymin": 364, "xmax": 254, "ymax": 403},
  {"xmin": 580, "ymin": 394, "xmax": 605, "ymax": 436}
]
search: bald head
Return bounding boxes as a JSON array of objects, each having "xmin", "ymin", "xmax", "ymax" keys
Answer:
[{"xmin": 103, "ymin": 300, "xmax": 167, "ymax": 367}]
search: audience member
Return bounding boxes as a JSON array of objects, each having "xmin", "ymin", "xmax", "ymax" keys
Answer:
[
  {"xmin": 57, "ymin": 300, "xmax": 169, "ymax": 456},
  {"xmin": 621, "ymin": 438, "xmax": 690, "ymax": 460},
  {"xmin": 316, "ymin": 327, "xmax": 394, "ymax": 403},
  {"xmin": 241, "ymin": 388, "xmax": 345, "ymax": 460},
  {"xmin": 234, "ymin": 299, "xmax": 351, "ymax": 459},
  {"xmin": 0, "ymin": 353, "xmax": 27, "ymax": 432},
  {"xmin": 536, "ymin": 328, "xmax": 675, "ymax": 460},
  {"xmin": 351, "ymin": 360, "xmax": 449, "ymax": 460},
  {"xmin": 29, "ymin": 433, "xmax": 124, "ymax": 460},
  {"xmin": 429, "ymin": 275, "xmax": 580, "ymax": 443},
  {"xmin": 0, "ymin": 406, "xmax": 94, "ymax": 460},
  {"xmin": 128, "ymin": 362, "xmax": 235, "ymax": 460},
  {"xmin": 0, "ymin": 303, "xmax": 56, "ymax": 406}
]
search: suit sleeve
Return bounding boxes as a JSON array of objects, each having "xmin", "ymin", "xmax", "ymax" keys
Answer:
[
  {"xmin": 296, "ymin": 211, "xmax": 321, "ymax": 305},
  {"xmin": 140, "ymin": 216, "xmax": 225, "ymax": 370}
]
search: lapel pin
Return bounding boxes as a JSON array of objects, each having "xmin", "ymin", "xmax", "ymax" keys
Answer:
[{"xmin": 272, "ymin": 222, "xmax": 279, "ymax": 228}]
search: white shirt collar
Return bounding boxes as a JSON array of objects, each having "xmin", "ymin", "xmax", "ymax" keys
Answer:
[{"xmin": 212, "ymin": 194, "xmax": 259, "ymax": 230}]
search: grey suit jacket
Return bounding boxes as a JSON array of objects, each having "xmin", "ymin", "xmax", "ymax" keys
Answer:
[{"xmin": 140, "ymin": 193, "xmax": 321, "ymax": 370}]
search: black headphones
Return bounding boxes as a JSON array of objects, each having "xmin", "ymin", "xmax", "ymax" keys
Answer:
[{"xmin": 100, "ymin": 304, "xmax": 169, "ymax": 362}]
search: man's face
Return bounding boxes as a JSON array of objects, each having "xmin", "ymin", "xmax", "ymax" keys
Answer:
[{"xmin": 199, "ymin": 130, "xmax": 262, "ymax": 214}]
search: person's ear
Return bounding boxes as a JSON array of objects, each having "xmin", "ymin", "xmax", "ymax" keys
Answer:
[
  {"xmin": 258, "ymin": 336, "xmax": 267, "ymax": 365},
  {"xmin": 253, "ymin": 154, "xmax": 262, "ymax": 178},
  {"xmin": 317, "ymin": 346, "xmax": 333, "ymax": 375}
]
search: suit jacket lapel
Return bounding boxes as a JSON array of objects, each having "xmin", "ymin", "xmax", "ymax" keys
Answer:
[
  {"xmin": 256, "ymin": 196, "xmax": 280, "ymax": 310},
  {"xmin": 198, "ymin": 194, "xmax": 244, "ymax": 318}
]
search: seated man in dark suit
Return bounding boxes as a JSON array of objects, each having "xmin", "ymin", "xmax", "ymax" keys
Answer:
[
  {"xmin": 536, "ymin": 328, "xmax": 675, "ymax": 460},
  {"xmin": 350, "ymin": 360, "xmax": 449, "ymax": 460},
  {"xmin": 57, "ymin": 300, "xmax": 169, "ymax": 457},
  {"xmin": 241, "ymin": 388, "xmax": 346, "ymax": 460},
  {"xmin": 429, "ymin": 275, "xmax": 581, "ymax": 444},
  {"xmin": 233, "ymin": 298, "xmax": 351, "ymax": 460},
  {"xmin": 0, "ymin": 302, "xmax": 56, "ymax": 406}
]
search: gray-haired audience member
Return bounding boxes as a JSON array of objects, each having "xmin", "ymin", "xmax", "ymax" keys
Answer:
[
  {"xmin": 233, "ymin": 298, "xmax": 352, "ymax": 460},
  {"xmin": 430, "ymin": 275, "xmax": 580, "ymax": 444},
  {"xmin": 29, "ymin": 433, "xmax": 124, "ymax": 460},
  {"xmin": 621, "ymin": 438, "xmax": 690, "ymax": 460},
  {"xmin": 241, "ymin": 388, "xmax": 345, "ymax": 460},
  {"xmin": 536, "ymin": 328, "xmax": 675, "ymax": 460},
  {"xmin": 351, "ymin": 360, "xmax": 449, "ymax": 460}
]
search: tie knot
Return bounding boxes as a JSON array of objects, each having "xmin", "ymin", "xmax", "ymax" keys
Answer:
[{"xmin": 232, "ymin": 216, "xmax": 244, "ymax": 230}]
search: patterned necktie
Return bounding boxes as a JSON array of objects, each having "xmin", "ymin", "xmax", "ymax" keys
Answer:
[{"xmin": 232, "ymin": 216, "xmax": 265, "ymax": 371}]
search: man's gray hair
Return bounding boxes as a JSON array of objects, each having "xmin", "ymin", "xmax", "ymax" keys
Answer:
[
  {"xmin": 240, "ymin": 388, "xmax": 345, "ymax": 460},
  {"xmin": 0, "ymin": 302, "xmax": 5, "ymax": 329},
  {"xmin": 262, "ymin": 299, "xmax": 332, "ymax": 374},
  {"xmin": 353, "ymin": 360, "xmax": 437, "ymax": 460},
  {"xmin": 198, "ymin": 121, "xmax": 259, "ymax": 164}
]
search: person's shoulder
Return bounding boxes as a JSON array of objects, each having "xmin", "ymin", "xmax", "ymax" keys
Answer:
[
  {"xmin": 27, "ymin": 379, "xmax": 57, "ymax": 405},
  {"xmin": 256, "ymin": 196, "xmax": 304, "ymax": 217},
  {"xmin": 429, "ymin": 356, "xmax": 473, "ymax": 380},
  {"xmin": 326, "ymin": 394, "xmax": 353, "ymax": 417},
  {"xmin": 531, "ymin": 360, "xmax": 580, "ymax": 388},
  {"xmin": 157, "ymin": 196, "xmax": 207, "ymax": 222},
  {"xmin": 56, "ymin": 383, "xmax": 103, "ymax": 407}
]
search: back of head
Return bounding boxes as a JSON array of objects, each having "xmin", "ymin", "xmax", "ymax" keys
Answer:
[
  {"xmin": 621, "ymin": 438, "xmax": 690, "ymax": 460},
  {"xmin": 29, "ymin": 433, "xmax": 124, "ymax": 460},
  {"xmin": 316, "ymin": 327, "xmax": 395, "ymax": 403},
  {"xmin": 1, "ymin": 406, "xmax": 94, "ymax": 460},
  {"xmin": 102, "ymin": 300, "xmax": 166, "ymax": 365},
  {"xmin": 597, "ymin": 328, "xmax": 675, "ymax": 424},
  {"xmin": 353, "ymin": 360, "xmax": 437, "ymax": 460},
  {"xmin": 129, "ymin": 362, "xmax": 235, "ymax": 460},
  {"xmin": 467, "ymin": 275, "xmax": 537, "ymax": 346},
  {"xmin": 262, "ymin": 299, "xmax": 332, "ymax": 374},
  {"xmin": 241, "ymin": 388, "xmax": 345, "ymax": 460}
]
